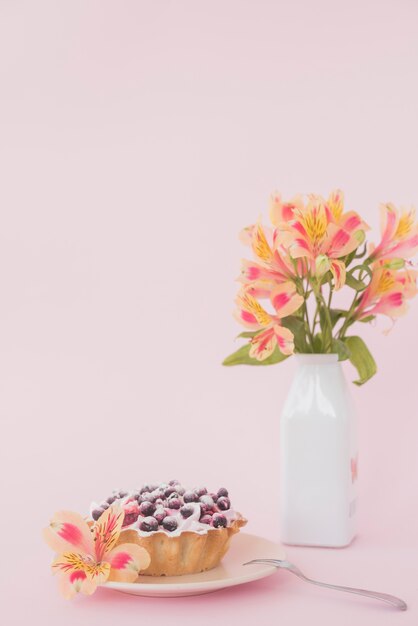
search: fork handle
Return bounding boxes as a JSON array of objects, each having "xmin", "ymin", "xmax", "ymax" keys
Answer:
[
  {"xmin": 290, "ymin": 570, "xmax": 407, "ymax": 610},
  {"xmin": 245, "ymin": 560, "xmax": 407, "ymax": 610}
]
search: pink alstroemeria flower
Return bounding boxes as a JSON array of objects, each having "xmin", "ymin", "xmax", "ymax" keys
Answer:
[
  {"xmin": 239, "ymin": 222, "xmax": 300, "ymax": 298},
  {"xmin": 43, "ymin": 506, "xmax": 150, "ymax": 599},
  {"xmin": 270, "ymin": 191, "xmax": 367, "ymax": 290},
  {"xmin": 355, "ymin": 262, "xmax": 417, "ymax": 320},
  {"xmin": 325, "ymin": 189, "xmax": 369, "ymax": 234},
  {"xmin": 235, "ymin": 282, "xmax": 304, "ymax": 360},
  {"xmin": 369, "ymin": 203, "xmax": 418, "ymax": 262}
]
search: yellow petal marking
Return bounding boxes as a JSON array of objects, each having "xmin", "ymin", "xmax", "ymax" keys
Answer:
[
  {"xmin": 377, "ymin": 269, "xmax": 396, "ymax": 294},
  {"xmin": 252, "ymin": 224, "xmax": 274, "ymax": 263},
  {"xmin": 237, "ymin": 292, "xmax": 272, "ymax": 327},
  {"xmin": 295, "ymin": 201, "xmax": 328, "ymax": 247},
  {"xmin": 394, "ymin": 209, "xmax": 415, "ymax": 239}
]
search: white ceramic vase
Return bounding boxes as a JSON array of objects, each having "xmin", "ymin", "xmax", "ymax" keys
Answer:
[{"xmin": 279, "ymin": 354, "xmax": 358, "ymax": 547}]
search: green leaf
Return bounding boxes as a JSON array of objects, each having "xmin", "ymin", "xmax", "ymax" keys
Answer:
[
  {"xmin": 237, "ymin": 330, "xmax": 260, "ymax": 338},
  {"xmin": 312, "ymin": 333, "xmax": 323, "ymax": 352},
  {"xmin": 343, "ymin": 336, "xmax": 377, "ymax": 385},
  {"xmin": 358, "ymin": 315, "xmax": 375, "ymax": 324},
  {"xmin": 331, "ymin": 338, "xmax": 350, "ymax": 361},
  {"xmin": 329, "ymin": 308, "xmax": 347, "ymax": 328},
  {"xmin": 281, "ymin": 315, "xmax": 309, "ymax": 352},
  {"xmin": 345, "ymin": 273, "xmax": 367, "ymax": 291},
  {"xmin": 222, "ymin": 343, "xmax": 289, "ymax": 366}
]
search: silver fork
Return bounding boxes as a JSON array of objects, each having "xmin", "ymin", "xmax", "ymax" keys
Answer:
[{"xmin": 244, "ymin": 558, "xmax": 407, "ymax": 610}]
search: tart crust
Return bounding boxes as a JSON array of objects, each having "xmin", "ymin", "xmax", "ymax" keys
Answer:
[{"xmin": 116, "ymin": 516, "xmax": 247, "ymax": 577}]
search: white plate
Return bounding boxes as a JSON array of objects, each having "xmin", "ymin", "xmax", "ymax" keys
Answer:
[{"xmin": 104, "ymin": 532, "xmax": 285, "ymax": 597}]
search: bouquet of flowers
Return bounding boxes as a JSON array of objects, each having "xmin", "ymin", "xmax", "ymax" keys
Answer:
[{"xmin": 223, "ymin": 190, "xmax": 418, "ymax": 384}]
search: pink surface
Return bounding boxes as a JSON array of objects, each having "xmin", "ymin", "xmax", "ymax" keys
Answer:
[{"xmin": 1, "ymin": 0, "xmax": 417, "ymax": 623}]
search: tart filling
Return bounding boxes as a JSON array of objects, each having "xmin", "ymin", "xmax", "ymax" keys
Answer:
[{"xmin": 90, "ymin": 481, "xmax": 244, "ymax": 538}]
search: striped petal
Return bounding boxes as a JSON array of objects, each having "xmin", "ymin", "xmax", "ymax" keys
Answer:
[
  {"xmin": 235, "ymin": 291, "xmax": 273, "ymax": 328},
  {"xmin": 249, "ymin": 327, "xmax": 276, "ymax": 361},
  {"xmin": 43, "ymin": 511, "xmax": 94, "ymax": 556},
  {"xmin": 93, "ymin": 505, "xmax": 124, "ymax": 562},
  {"xmin": 52, "ymin": 552, "xmax": 110, "ymax": 598},
  {"xmin": 326, "ymin": 189, "xmax": 344, "ymax": 222},
  {"xmin": 106, "ymin": 543, "xmax": 151, "ymax": 582},
  {"xmin": 251, "ymin": 223, "xmax": 275, "ymax": 265},
  {"xmin": 273, "ymin": 324, "xmax": 295, "ymax": 355},
  {"xmin": 270, "ymin": 282, "xmax": 304, "ymax": 318},
  {"xmin": 330, "ymin": 259, "xmax": 346, "ymax": 290}
]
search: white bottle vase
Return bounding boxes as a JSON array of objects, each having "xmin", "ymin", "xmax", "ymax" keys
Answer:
[{"xmin": 279, "ymin": 354, "xmax": 358, "ymax": 547}]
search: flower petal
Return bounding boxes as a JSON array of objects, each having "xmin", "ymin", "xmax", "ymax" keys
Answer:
[
  {"xmin": 251, "ymin": 223, "xmax": 275, "ymax": 265},
  {"xmin": 330, "ymin": 259, "xmax": 346, "ymax": 290},
  {"xmin": 380, "ymin": 203, "xmax": 398, "ymax": 242},
  {"xmin": 58, "ymin": 570, "xmax": 97, "ymax": 600},
  {"xmin": 249, "ymin": 328, "xmax": 276, "ymax": 361},
  {"xmin": 43, "ymin": 511, "xmax": 94, "ymax": 556},
  {"xmin": 93, "ymin": 505, "xmax": 124, "ymax": 562},
  {"xmin": 269, "ymin": 193, "xmax": 303, "ymax": 226},
  {"xmin": 273, "ymin": 325, "xmax": 295, "ymax": 355},
  {"xmin": 235, "ymin": 291, "xmax": 273, "ymax": 327},
  {"xmin": 52, "ymin": 552, "xmax": 110, "ymax": 597},
  {"xmin": 327, "ymin": 189, "xmax": 344, "ymax": 222},
  {"xmin": 365, "ymin": 291, "xmax": 408, "ymax": 318},
  {"xmin": 106, "ymin": 543, "xmax": 151, "ymax": 582},
  {"xmin": 270, "ymin": 282, "xmax": 304, "ymax": 318}
]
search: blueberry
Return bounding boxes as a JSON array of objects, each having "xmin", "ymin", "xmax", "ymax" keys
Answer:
[
  {"xmin": 139, "ymin": 501, "xmax": 156, "ymax": 516},
  {"xmin": 168, "ymin": 479, "xmax": 179, "ymax": 486},
  {"xmin": 167, "ymin": 498, "xmax": 181, "ymax": 510},
  {"xmin": 217, "ymin": 496, "xmax": 231, "ymax": 511},
  {"xmin": 162, "ymin": 516, "xmax": 178, "ymax": 532},
  {"xmin": 164, "ymin": 486, "xmax": 177, "ymax": 497},
  {"xmin": 176, "ymin": 485, "xmax": 186, "ymax": 496},
  {"xmin": 195, "ymin": 487, "xmax": 208, "ymax": 497},
  {"xmin": 217, "ymin": 488, "xmax": 229, "ymax": 498},
  {"xmin": 212, "ymin": 513, "xmax": 227, "ymax": 528},
  {"xmin": 154, "ymin": 507, "xmax": 167, "ymax": 524},
  {"xmin": 200, "ymin": 514, "xmax": 213, "ymax": 525},
  {"xmin": 209, "ymin": 492, "xmax": 219, "ymax": 503},
  {"xmin": 100, "ymin": 502, "xmax": 110, "ymax": 510},
  {"xmin": 106, "ymin": 495, "xmax": 117, "ymax": 505},
  {"xmin": 139, "ymin": 516, "xmax": 159, "ymax": 532},
  {"xmin": 92, "ymin": 508, "xmax": 104, "ymax": 521},
  {"xmin": 183, "ymin": 490, "xmax": 199, "ymax": 503},
  {"xmin": 180, "ymin": 504, "xmax": 195, "ymax": 519},
  {"xmin": 118, "ymin": 490, "xmax": 128, "ymax": 498},
  {"xmin": 200, "ymin": 495, "xmax": 214, "ymax": 508},
  {"xmin": 141, "ymin": 491, "xmax": 156, "ymax": 503}
]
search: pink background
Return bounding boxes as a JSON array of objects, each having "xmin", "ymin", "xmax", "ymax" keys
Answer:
[{"xmin": 1, "ymin": 0, "xmax": 417, "ymax": 623}]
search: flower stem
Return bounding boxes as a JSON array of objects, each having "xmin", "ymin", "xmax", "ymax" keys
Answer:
[{"xmin": 312, "ymin": 280, "xmax": 333, "ymax": 352}]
